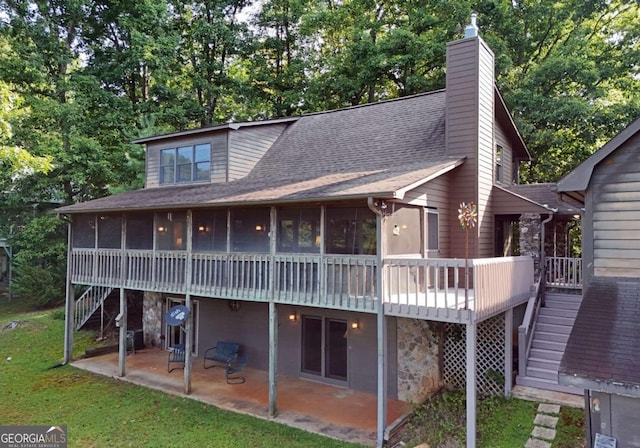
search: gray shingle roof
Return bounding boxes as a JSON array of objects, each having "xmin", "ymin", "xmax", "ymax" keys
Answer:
[
  {"xmin": 58, "ymin": 91, "xmax": 462, "ymax": 213},
  {"xmin": 500, "ymin": 183, "xmax": 584, "ymax": 215},
  {"xmin": 559, "ymin": 276, "xmax": 640, "ymax": 391}
]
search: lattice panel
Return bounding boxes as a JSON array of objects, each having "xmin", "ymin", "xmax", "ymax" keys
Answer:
[{"xmin": 442, "ymin": 313, "xmax": 506, "ymax": 396}]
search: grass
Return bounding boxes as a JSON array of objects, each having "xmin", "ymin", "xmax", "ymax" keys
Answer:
[{"xmin": 0, "ymin": 296, "xmax": 585, "ymax": 447}]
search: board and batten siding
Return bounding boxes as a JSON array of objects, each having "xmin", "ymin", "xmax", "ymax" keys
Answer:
[
  {"xmin": 445, "ymin": 35, "xmax": 495, "ymax": 259},
  {"xmin": 144, "ymin": 133, "xmax": 228, "ymax": 188},
  {"xmin": 228, "ymin": 124, "xmax": 289, "ymax": 181},
  {"xmin": 589, "ymin": 131, "xmax": 640, "ymax": 278}
]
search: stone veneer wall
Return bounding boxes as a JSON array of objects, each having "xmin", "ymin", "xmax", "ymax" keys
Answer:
[
  {"xmin": 519, "ymin": 213, "xmax": 541, "ymax": 279},
  {"xmin": 396, "ymin": 318, "xmax": 441, "ymax": 403},
  {"xmin": 142, "ymin": 292, "xmax": 164, "ymax": 347}
]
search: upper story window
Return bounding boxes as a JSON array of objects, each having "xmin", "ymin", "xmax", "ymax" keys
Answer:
[
  {"xmin": 160, "ymin": 144, "xmax": 211, "ymax": 184},
  {"xmin": 495, "ymin": 145, "xmax": 503, "ymax": 184}
]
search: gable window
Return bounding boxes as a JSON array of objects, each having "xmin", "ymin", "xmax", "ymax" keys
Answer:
[{"xmin": 160, "ymin": 144, "xmax": 211, "ymax": 184}]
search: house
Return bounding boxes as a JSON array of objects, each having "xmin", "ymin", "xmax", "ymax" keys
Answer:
[
  {"xmin": 0, "ymin": 238, "xmax": 9, "ymax": 282},
  {"xmin": 557, "ymin": 117, "xmax": 640, "ymax": 447},
  {"xmin": 56, "ymin": 16, "xmax": 574, "ymax": 448}
]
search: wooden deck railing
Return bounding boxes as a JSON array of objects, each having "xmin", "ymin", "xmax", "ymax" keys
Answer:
[
  {"xmin": 544, "ymin": 257, "xmax": 582, "ymax": 289},
  {"xmin": 69, "ymin": 250, "xmax": 533, "ymax": 321}
]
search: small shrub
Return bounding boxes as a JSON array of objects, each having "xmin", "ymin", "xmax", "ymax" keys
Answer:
[{"xmin": 50, "ymin": 308, "xmax": 66, "ymax": 320}]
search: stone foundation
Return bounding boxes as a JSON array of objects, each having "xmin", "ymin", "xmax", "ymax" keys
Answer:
[
  {"xmin": 519, "ymin": 213, "xmax": 541, "ymax": 279},
  {"xmin": 396, "ymin": 318, "xmax": 441, "ymax": 403},
  {"xmin": 142, "ymin": 292, "xmax": 164, "ymax": 347}
]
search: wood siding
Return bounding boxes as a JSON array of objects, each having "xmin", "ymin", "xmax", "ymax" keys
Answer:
[
  {"xmin": 495, "ymin": 120, "xmax": 514, "ymax": 185},
  {"xmin": 445, "ymin": 36, "xmax": 495, "ymax": 259},
  {"xmin": 590, "ymin": 132, "xmax": 640, "ymax": 278},
  {"xmin": 144, "ymin": 133, "xmax": 228, "ymax": 188},
  {"xmin": 228, "ymin": 124, "xmax": 288, "ymax": 181}
]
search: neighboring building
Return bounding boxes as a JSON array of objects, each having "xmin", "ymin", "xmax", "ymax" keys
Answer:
[
  {"xmin": 57, "ymin": 17, "xmax": 577, "ymax": 448},
  {"xmin": 558, "ymin": 117, "xmax": 640, "ymax": 448}
]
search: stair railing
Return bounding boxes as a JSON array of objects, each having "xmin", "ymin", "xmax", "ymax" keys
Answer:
[
  {"xmin": 517, "ymin": 279, "xmax": 543, "ymax": 378},
  {"xmin": 74, "ymin": 285, "xmax": 114, "ymax": 330}
]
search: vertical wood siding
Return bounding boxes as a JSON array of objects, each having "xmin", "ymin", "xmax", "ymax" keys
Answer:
[
  {"xmin": 494, "ymin": 121, "xmax": 514, "ymax": 185},
  {"xmin": 591, "ymin": 133, "xmax": 640, "ymax": 278},
  {"xmin": 228, "ymin": 124, "xmax": 288, "ymax": 181}
]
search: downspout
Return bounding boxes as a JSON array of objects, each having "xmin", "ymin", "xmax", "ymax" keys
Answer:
[{"xmin": 368, "ymin": 197, "xmax": 386, "ymax": 448}]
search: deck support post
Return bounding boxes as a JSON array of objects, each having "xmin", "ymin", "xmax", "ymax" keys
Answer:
[
  {"xmin": 268, "ymin": 301, "xmax": 278, "ymax": 417},
  {"xmin": 117, "ymin": 287, "xmax": 127, "ymax": 377},
  {"xmin": 466, "ymin": 321, "xmax": 477, "ymax": 448},
  {"xmin": 504, "ymin": 308, "xmax": 513, "ymax": 397},
  {"xmin": 369, "ymin": 197, "xmax": 387, "ymax": 448},
  {"xmin": 184, "ymin": 293, "xmax": 193, "ymax": 394},
  {"xmin": 63, "ymin": 221, "xmax": 74, "ymax": 364},
  {"xmin": 184, "ymin": 210, "xmax": 194, "ymax": 395}
]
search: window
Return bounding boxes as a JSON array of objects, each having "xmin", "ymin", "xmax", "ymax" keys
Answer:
[
  {"xmin": 72, "ymin": 215, "xmax": 96, "ymax": 248},
  {"xmin": 426, "ymin": 209, "xmax": 439, "ymax": 253},
  {"xmin": 277, "ymin": 207, "xmax": 320, "ymax": 254},
  {"xmin": 230, "ymin": 208, "xmax": 270, "ymax": 253},
  {"xmin": 495, "ymin": 145, "xmax": 503, "ymax": 183},
  {"xmin": 325, "ymin": 206, "xmax": 376, "ymax": 255},
  {"xmin": 160, "ymin": 144, "xmax": 211, "ymax": 184},
  {"xmin": 192, "ymin": 209, "xmax": 227, "ymax": 252}
]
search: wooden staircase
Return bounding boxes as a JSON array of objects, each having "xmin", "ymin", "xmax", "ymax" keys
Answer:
[{"xmin": 516, "ymin": 292, "xmax": 582, "ymax": 394}]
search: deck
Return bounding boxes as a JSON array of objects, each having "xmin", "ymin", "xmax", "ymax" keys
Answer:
[{"xmin": 69, "ymin": 249, "xmax": 534, "ymax": 323}]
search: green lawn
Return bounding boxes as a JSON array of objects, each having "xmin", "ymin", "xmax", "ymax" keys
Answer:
[{"xmin": 0, "ymin": 298, "xmax": 584, "ymax": 447}]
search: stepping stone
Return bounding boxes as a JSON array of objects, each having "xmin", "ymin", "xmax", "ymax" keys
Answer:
[
  {"xmin": 538, "ymin": 403, "xmax": 560, "ymax": 415},
  {"xmin": 532, "ymin": 426, "xmax": 556, "ymax": 441},
  {"xmin": 525, "ymin": 438, "xmax": 551, "ymax": 448},
  {"xmin": 534, "ymin": 414, "xmax": 559, "ymax": 428}
]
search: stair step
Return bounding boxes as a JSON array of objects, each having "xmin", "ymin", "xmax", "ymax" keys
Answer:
[
  {"xmin": 536, "ymin": 323, "xmax": 573, "ymax": 335},
  {"xmin": 544, "ymin": 300, "xmax": 581, "ymax": 311},
  {"xmin": 545, "ymin": 293, "xmax": 582, "ymax": 303},
  {"xmin": 530, "ymin": 348, "xmax": 564, "ymax": 362},
  {"xmin": 515, "ymin": 375, "xmax": 582, "ymax": 395},
  {"xmin": 537, "ymin": 314, "xmax": 575, "ymax": 326},
  {"xmin": 527, "ymin": 366, "xmax": 558, "ymax": 381},
  {"xmin": 534, "ymin": 331, "xmax": 570, "ymax": 343},
  {"xmin": 528, "ymin": 357, "xmax": 560, "ymax": 370},
  {"xmin": 539, "ymin": 307, "xmax": 578, "ymax": 319},
  {"xmin": 531, "ymin": 339, "xmax": 567, "ymax": 352}
]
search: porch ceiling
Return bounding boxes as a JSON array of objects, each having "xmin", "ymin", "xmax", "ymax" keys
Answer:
[{"xmin": 72, "ymin": 348, "xmax": 412, "ymax": 446}]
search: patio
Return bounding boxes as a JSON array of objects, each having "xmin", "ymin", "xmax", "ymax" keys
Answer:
[{"xmin": 72, "ymin": 347, "xmax": 413, "ymax": 446}]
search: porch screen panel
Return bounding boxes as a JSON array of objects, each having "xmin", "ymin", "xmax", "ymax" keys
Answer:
[
  {"xmin": 97, "ymin": 214, "xmax": 122, "ymax": 249},
  {"xmin": 126, "ymin": 214, "xmax": 153, "ymax": 250},
  {"xmin": 156, "ymin": 212, "xmax": 187, "ymax": 251},
  {"xmin": 386, "ymin": 204, "xmax": 421, "ymax": 255},
  {"xmin": 325, "ymin": 206, "xmax": 376, "ymax": 255},
  {"xmin": 193, "ymin": 209, "xmax": 227, "ymax": 251},
  {"xmin": 230, "ymin": 207, "xmax": 270, "ymax": 252},
  {"xmin": 72, "ymin": 214, "xmax": 96, "ymax": 248},
  {"xmin": 277, "ymin": 206, "xmax": 320, "ymax": 253}
]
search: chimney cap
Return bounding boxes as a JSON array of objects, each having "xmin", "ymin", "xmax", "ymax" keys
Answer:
[{"xmin": 464, "ymin": 13, "xmax": 479, "ymax": 38}]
